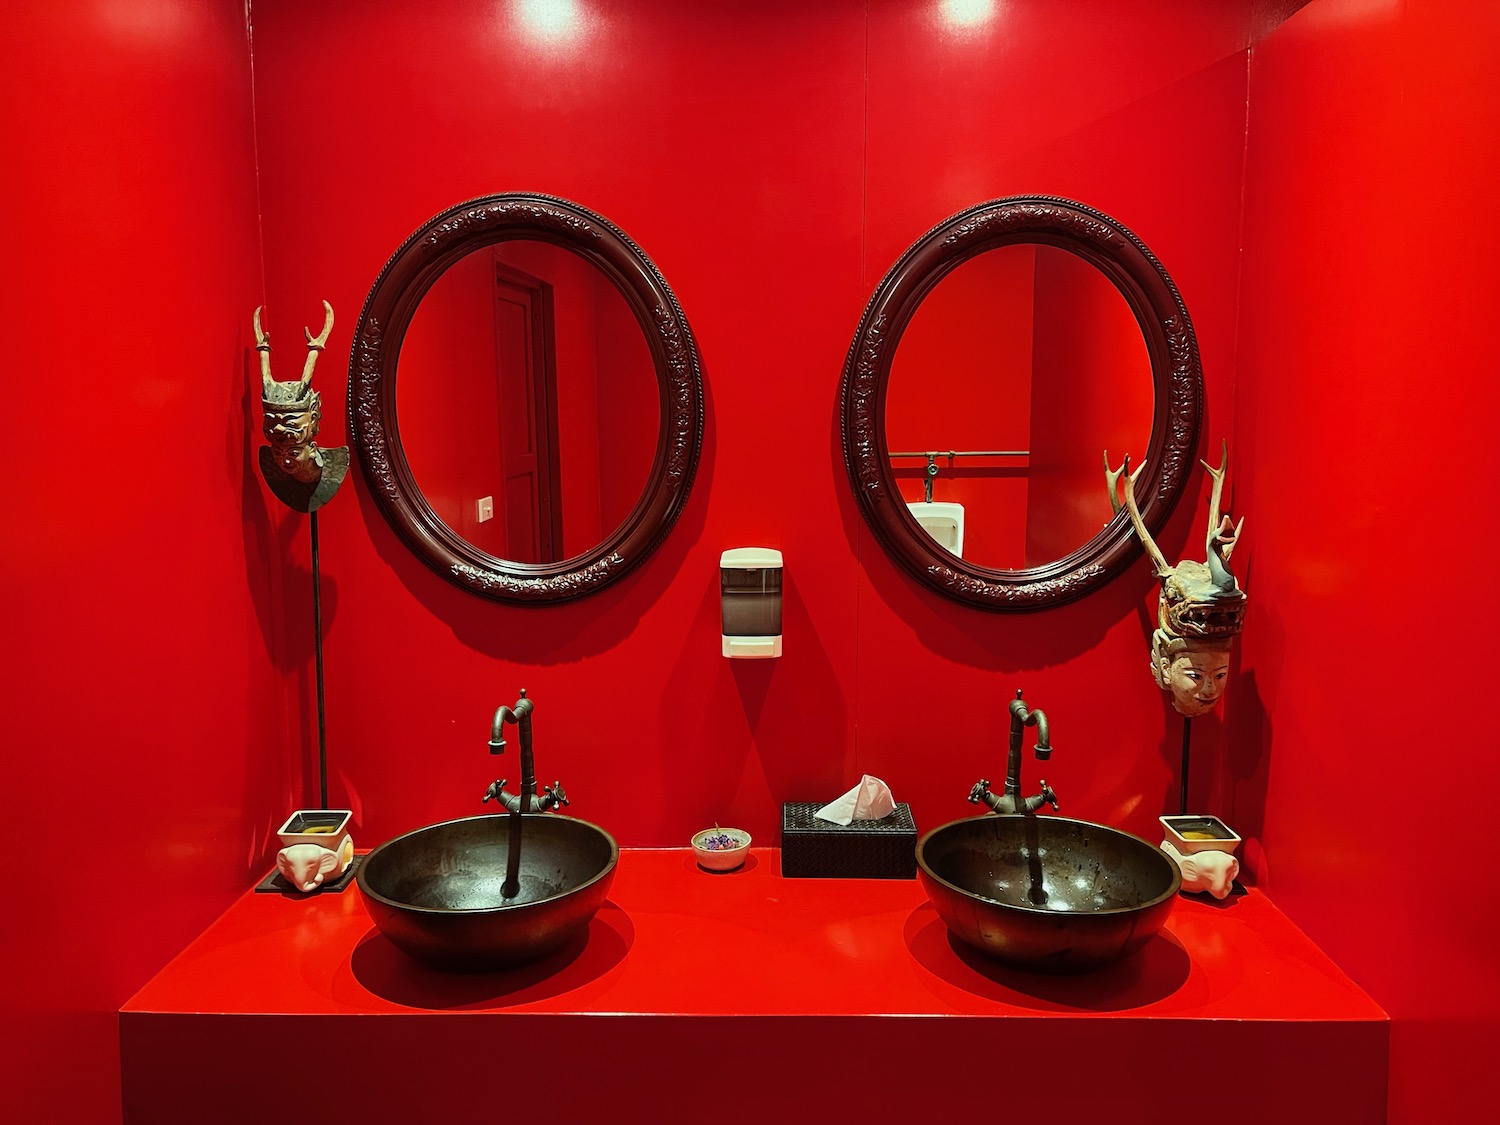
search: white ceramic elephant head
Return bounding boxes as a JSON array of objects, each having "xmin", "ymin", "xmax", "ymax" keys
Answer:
[
  {"xmin": 276, "ymin": 835, "xmax": 353, "ymax": 892},
  {"xmin": 1161, "ymin": 840, "xmax": 1240, "ymax": 899}
]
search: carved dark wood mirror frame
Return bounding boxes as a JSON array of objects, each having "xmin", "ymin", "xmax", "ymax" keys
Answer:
[
  {"xmin": 350, "ymin": 193, "xmax": 704, "ymax": 604},
  {"xmin": 840, "ymin": 195, "xmax": 1202, "ymax": 610}
]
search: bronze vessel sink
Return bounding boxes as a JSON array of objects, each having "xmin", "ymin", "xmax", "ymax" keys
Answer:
[
  {"xmin": 917, "ymin": 813, "xmax": 1181, "ymax": 973},
  {"xmin": 358, "ymin": 813, "xmax": 618, "ymax": 972}
]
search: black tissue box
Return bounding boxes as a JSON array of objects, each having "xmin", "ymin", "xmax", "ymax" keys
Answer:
[{"xmin": 781, "ymin": 801, "xmax": 917, "ymax": 879}]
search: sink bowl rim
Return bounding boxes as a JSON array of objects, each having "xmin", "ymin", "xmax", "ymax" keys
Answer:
[
  {"xmin": 356, "ymin": 812, "xmax": 620, "ymax": 917},
  {"xmin": 916, "ymin": 812, "xmax": 1182, "ymax": 916}
]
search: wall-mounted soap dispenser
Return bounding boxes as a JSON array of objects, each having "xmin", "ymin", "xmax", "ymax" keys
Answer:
[{"xmin": 721, "ymin": 548, "xmax": 783, "ymax": 658}]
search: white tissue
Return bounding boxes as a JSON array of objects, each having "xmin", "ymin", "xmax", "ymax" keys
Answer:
[{"xmin": 814, "ymin": 774, "xmax": 896, "ymax": 826}]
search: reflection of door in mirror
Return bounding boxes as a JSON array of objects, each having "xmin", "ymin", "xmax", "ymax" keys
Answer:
[
  {"xmin": 493, "ymin": 263, "xmax": 561, "ymax": 561},
  {"xmin": 398, "ymin": 240, "xmax": 661, "ymax": 564},
  {"xmin": 885, "ymin": 244, "xmax": 1153, "ymax": 570}
]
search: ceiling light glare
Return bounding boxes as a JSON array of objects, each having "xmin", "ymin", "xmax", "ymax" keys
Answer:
[
  {"xmin": 515, "ymin": 0, "xmax": 582, "ymax": 43},
  {"xmin": 941, "ymin": 0, "xmax": 996, "ymax": 30}
]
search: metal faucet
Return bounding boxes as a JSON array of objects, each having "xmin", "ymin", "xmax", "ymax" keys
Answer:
[
  {"xmin": 481, "ymin": 689, "xmax": 568, "ymax": 898},
  {"xmin": 483, "ymin": 689, "xmax": 569, "ymax": 814},
  {"xmin": 968, "ymin": 689, "xmax": 1060, "ymax": 815}
]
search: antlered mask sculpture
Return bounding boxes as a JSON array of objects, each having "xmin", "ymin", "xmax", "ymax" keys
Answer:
[
  {"xmin": 1105, "ymin": 442, "xmax": 1247, "ymax": 717},
  {"xmin": 254, "ymin": 301, "xmax": 348, "ymax": 512}
]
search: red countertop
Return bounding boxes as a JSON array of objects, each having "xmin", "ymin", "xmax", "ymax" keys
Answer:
[
  {"xmin": 121, "ymin": 848, "xmax": 1389, "ymax": 1123},
  {"xmin": 124, "ymin": 847, "xmax": 1385, "ymax": 1022}
]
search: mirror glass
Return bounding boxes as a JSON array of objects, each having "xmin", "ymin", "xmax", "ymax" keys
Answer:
[
  {"xmin": 349, "ymin": 193, "xmax": 703, "ymax": 605},
  {"xmin": 840, "ymin": 195, "xmax": 1202, "ymax": 611},
  {"xmin": 884, "ymin": 243, "xmax": 1153, "ymax": 569},
  {"xmin": 397, "ymin": 240, "xmax": 660, "ymax": 565}
]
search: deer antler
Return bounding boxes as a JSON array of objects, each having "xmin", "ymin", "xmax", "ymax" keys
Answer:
[
  {"xmin": 253, "ymin": 306, "xmax": 274, "ymax": 390},
  {"xmin": 1103, "ymin": 449, "xmax": 1127, "ymax": 516},
  {"xmin": 299, "ymin": 300, "xmax": 335, "ymax": 388},
  {"xmin": 1105, "ymin": 452, "xmax": 1173, "ymax": 578},
  {"xmin": 1200, "ymin": 439, "xmax": 1245, "ymax": 563}
]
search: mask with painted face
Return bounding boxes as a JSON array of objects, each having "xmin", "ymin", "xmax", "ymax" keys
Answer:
[
  {"xmin": 1152, "ymin": 633, "xmax": 1232, "ymax": 717},
  {"xmin": 1106, "ymin": 440, "xmax": 1247, "ymax": 716},
  {"xmin": 254, "ymin": 301, "xmax": 349, "ymax": 512}
]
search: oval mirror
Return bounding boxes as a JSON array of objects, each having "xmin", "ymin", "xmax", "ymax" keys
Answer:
[
  {"xmin": 840, "ymin": 196, "xmax": 1202, "ymax": 610},
  {"xmin": 350, "ymin": 194, "xmax": 704, "ymax": 604}
]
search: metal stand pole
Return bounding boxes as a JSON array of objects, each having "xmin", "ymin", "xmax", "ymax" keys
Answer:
[
  {"xmin": 1179, "ymin": 717, "xmax": 1192, "ymax": 815},
  {"xmin": 311, "ymin": 511, "xmax": 328, "ymax": 809}
]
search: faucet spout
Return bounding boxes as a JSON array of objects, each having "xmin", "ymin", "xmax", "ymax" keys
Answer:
[
  {"xmin": 1008, "ymin": 689, "xmax": 1051, "ymax": 767},
  {"xmin": 968, "ymin": 689, "xmax": 1059, "ymax": 815},
  {"xmin": 490, "ymin": 690, "xmax": 536, "ymax": 804}
]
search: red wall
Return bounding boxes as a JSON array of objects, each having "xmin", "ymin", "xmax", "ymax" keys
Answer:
[
  {"xmin": 248, "ymin": 0, "xmax": 1254, "ymax": 855},
  {"xmin": 855, "ymin": 1, "xmax": 1252, "ymax": 838},
  {"xmin": 18, "ymin": 1, "xmax": 1493, "ymax": 1122},
  {"xmin": 1235, "ymin": 1, "xmax": 1500, "ymax": 1119},
  {"xmin": 0, "ymin": 3, "xmax": 276, "ymax": 1123}
]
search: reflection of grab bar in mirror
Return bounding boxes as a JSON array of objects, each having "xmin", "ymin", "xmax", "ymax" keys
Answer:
[
  {"xmin": 891, "ymin": 450, "xmax": 1034, "ymax": 503},
  {"xmin": 887, "ymin": 449, "xmax": 1030, "ymax": 459}
]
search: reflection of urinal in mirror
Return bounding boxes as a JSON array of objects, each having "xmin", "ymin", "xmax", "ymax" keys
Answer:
[{"xmin": 907, "ymin": 501, "xmax": 965, "ymax": 558}]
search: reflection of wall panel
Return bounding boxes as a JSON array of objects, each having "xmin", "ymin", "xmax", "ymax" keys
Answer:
[
  {"xmin": 884, "ymin": 247, "xmax": 1035, "ymax": 566},
  {"xmin": 410, "ymin": 241, "xmax": 660, "ymax": 565},
  {"xmin": 398, "ymin": 249, "xmax": 506, "ymax": 556},
  {"xmin": 1027, "ymin": 248, "xmax": 1154, "ymax": 565},
  {"xmin": 491, "ymin": 269, "xmax": 550, "ymax": 560},
  {"xmin": 594, "ymin": 284, "xmax": 659, "ymax": 541},
  {"xmin": 496, "ymin": 242, "xmax": 603, "ymax": 557}
]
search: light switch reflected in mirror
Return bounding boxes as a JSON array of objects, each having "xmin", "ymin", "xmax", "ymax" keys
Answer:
[
  {"xmin": 886, "ymin": 243, "xmax": 1153, "ymax": 570},
  {"xmin": 398, "ymin": 240, "xmax": 659, "ymax": 565}
]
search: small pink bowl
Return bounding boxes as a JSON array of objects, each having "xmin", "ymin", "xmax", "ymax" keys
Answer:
[{"xmin": 691, "ymin": 827, "xmax": 751, "ymax": 871}]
